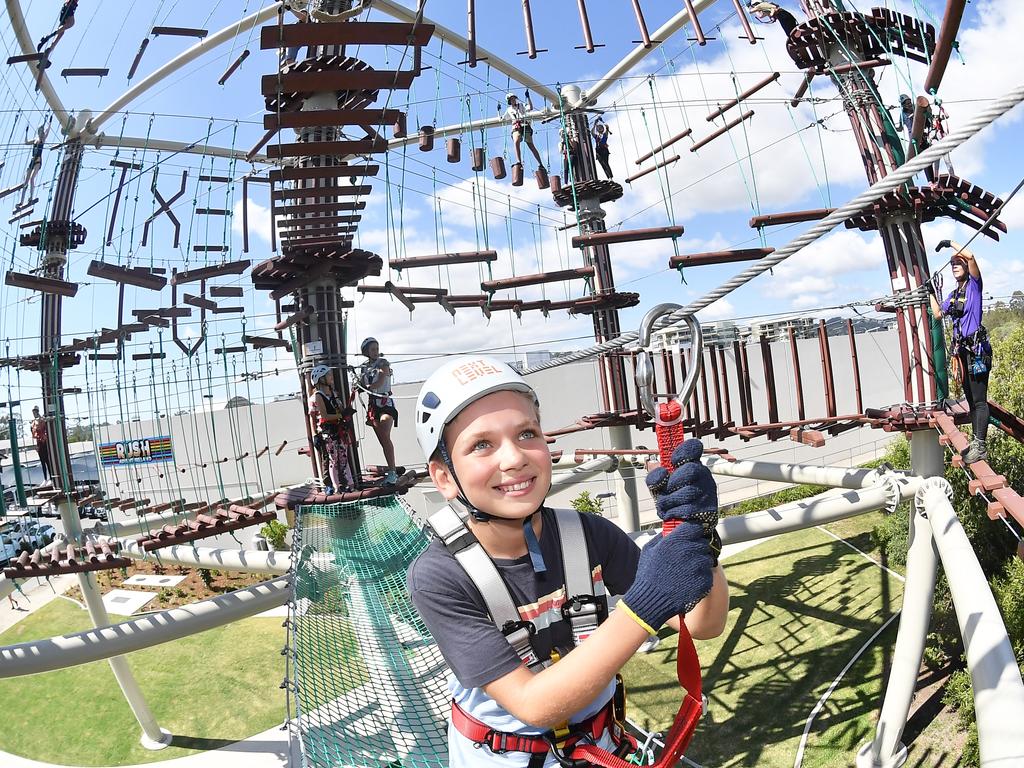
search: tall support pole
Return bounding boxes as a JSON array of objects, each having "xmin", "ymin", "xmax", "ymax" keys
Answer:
[
  {"xmin": 857, "ymin": 431, "xmax": 943, "ymax": 768},
  {"xmin": 608, "ymin": 426, "xmax": 640, "ymax": 533},
  {"xmin": 6, "ymin": 402, "xmax": 27, "ymax": 506},
  {"xmin": 59, "ymin": 497, "xmax": 169, "ymax": 747}
]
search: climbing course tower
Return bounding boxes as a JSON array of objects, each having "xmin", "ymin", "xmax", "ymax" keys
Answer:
[{"xmin": 251, "ymin": 1, "xmax": 434, "ymax": 487}]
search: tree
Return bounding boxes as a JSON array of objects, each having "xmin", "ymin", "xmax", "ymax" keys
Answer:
[{"xmin": 570, "ymin": 490, "xmax": 603, "ymax": 515}]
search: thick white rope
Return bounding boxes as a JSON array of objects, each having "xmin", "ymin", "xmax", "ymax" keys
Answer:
[{"xmin": 523, "ymin": 82, "xmax": 1024, "ymax": 374}]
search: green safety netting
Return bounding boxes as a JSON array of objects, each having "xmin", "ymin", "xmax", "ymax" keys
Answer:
[{"xmin": 288, "ymin": 495, "xmax": 451, "ymax": 768}]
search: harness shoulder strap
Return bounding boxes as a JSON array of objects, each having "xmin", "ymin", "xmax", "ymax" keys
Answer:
[
  {"xmin": 553, "ymin": 509, "xmax": 604, "ymax": 645},
  {"xmin": 427, "ymin": 505, "xmax": 541, "ymax": 668}
]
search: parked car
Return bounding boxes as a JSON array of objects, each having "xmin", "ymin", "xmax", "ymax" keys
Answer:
[{"xmin": 0, "ymin": 534, "xmax": 20, "ymax": 568}]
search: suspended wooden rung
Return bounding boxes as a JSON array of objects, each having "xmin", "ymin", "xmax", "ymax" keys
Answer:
[
  {"xmin": 215, "ymin": 345, "xmax": 247, "ymax": 354},
  {"xmin": 259, "ymin": 21, "xmax": 434, "ymax": 50},
  {"xmin": 705, "ymin": 72, "xmax": 779, "ymax": 122},
  {"xmin": 127, "ymin": 37, "xmax": 149, "ymax": 79},
  {"xmin": 749, "ymin": 208, "xmax": 836, "ymax": 228},
  {"xmin": 625, "ymin": 154, "xmax": 680, "ymax": 184},
  {"xmin": 0, "ymin": 184, "xmax": 23, "ymax": 200},
  {"xmin": 211, "ymin": 305, "xmax": 244, "ymax": 314},
  {"xmin": 277, "ymin": 214, "xmax": 361, "ymax": 228},
  {"xmin": 359, "ymin": 284, "xmax": 447, "ymax": 296},
  {"xmin": 385, "ymin": 281, "xmax": 415, "ymax": 312},
  {"xmin": 118, "ymin": 322, "xmax": 149, "ymax": 334},
  {"xmin": 110, "ymin": 159, "xmax": 144, "ymax": 170},
  {"xmin": 218, "ymin": 49, "xmax": 250, "ymax": 85},
  {"xmin": 261, "ymin": 69, "xmax": 417, "ymax": 97},
  {"xmin": 5, "ymin": 270, "xmax": 79, "ymax": 297},
  {"xmin": 691, "ymin": 110, "xmax": 755, "ymax": 152},
  {"xmin": 210, "ymin": 285, "xmax": 244, "ymax": 297},
  {"xmin": 138, "ymin": 315, "xmax": 169, "ymax": 327},
  {"xmin": 152, "ymin": 26, "xmax": 209, "ymax": 38},
  {"xmin": 243, "ymin": 335, "xmax": 289, "ymax": 349},
  {"xmin": 267, "ymin": 138, "xmax": 388, "ymax": 159},
  {"xmin": 60, "ymin": 68, "xmax": 110, "ymax": 78},
  {"xmin": 183, "ymin": 293, "xmax": 217, "ymax": 310},
  {"xmin": 635, "ymin": 129, "xmax": 692, "ymax": 165},
  {"xmin": 12, "ymin": 196, "xmax": 36, "ymax": 210},
  {"xmin": 791, "ymin": 71, "xmax": 814, "ymax": 107},
  {"xmin": 390, "ymin": 249, "xmax": 498, "ymax": 270},
  {"xmin": 171, "ymin": 259, "xmax": 251, "ymax": 285},
  {"xmin": 481, "ymin": 266, "xmax": 595, "ymax": 292},
  {"xmin": 193, "ymin": 244, "xmax": 230, "ymax": 252},
  {"xmin": 132, "ymin": 352, "xmax": 166, "ymax": 361},
  {"xmin": 7, "ymin": 52, "xmax": 44, "ymax": 65},
  {"xmin": 195, "ymin": 207, "xmax": 230, "ymax": 216},
  {"xmin": 89, "ymin": 352, "xmax": 121, "ymax": 360},
  {"xmin": 273, "ymin": 185, "xmax": 372, "ymax": 200},
  {"xmin": 279, "ymin": 202, "xmax": 367, "ymax": 217},
  {"xmin": 198, "ymin": 174, "xmax": 231, "ymax": 183},
  {"xmin": 439, "ymin": 296, "xmax": 456, "ymax": 317},
  {"xmin": 263, "ymin": 108, "xmax": 402, "ymax": 131},
  {"xmin": 571, "ymin": 226, "xmax": 683, "ymax": 248},
  {"xmin": 275, "ymin": 306, "xmax": 313, "ymax": 330},
  {"xmin": 133, "ymin": 306, "xmax": 191, "ymax": 319},
  {"xmin": 669, "ymin": 247, "xmax": 774, "ymax": 268},
  {"xmin": 269, "ymin": 164, "xmax": 379, "ymax": 183},
  {"xmin": 8, "ymin": 208, "xmax": 35, "ymax": 225}
]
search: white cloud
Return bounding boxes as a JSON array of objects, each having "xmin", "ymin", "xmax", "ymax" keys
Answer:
[{"xmin": 233, "ymin": 198, "xmax": 272, "ymax": 245}]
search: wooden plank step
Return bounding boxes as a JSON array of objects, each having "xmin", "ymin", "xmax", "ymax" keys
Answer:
[
  {"xmin": 273, "ymin": 185, "xmax": 371, "ymax": 200},
  {"xmin": 266, "ymin": 139, "xmax": 388, "ymax": 158},
  {"xmin": 60, "ymin": 68, "xmax": 109, "ymax": 77},
  {"xmin": 749, "ymin": 208, "xmax": 836, "ymax": 228},
  {"xmin": 268, "ymin": 164, "xmax": 379, "ymax": 182},
  {"xmin": 210, "ymin": 286, "xmax": 244, "ymax": 297},
  {"xmin": 482, "ymin": 266, "xmax": 595, "ymax": 292},
  {"xmin": 193, "ymin": 244, "xmax": 229, "ymax": 252},
  {"xmin": 277, "ymin": 214, "xmax": 361, "ymax": 228},
  {"xmin": 7, "ymin": 52, "xmax": 44, "ymax": 64},
  {"xmin": 152, "ymin": 26, "xmax": 208, "ymax": 38},
  {"xmin": 5, "ymin": 270, "xmax": 78, "ymax": 297},
  {"xmin": 669, "ymin": 248, "xmax": 774, "ymax": 268},
  {"xmin": 261, "ymin": 69, "xmax": 416, "ymax": 96},
  {"xmin": 390, "ymin": 250, "xmax": 498, "ymax": 270},
  {"xmin": 259, "ymin": 21, "xmax": 433, "ymax": 49},
  {"xmin": 263, "ymin": 109, "xmax": 402, "ymax": 131},
  {"xmin": 195, "ymin": 208, "xmax": 230, "ymax": 216},
  {"xmin": 572, "ymin": 226, "xmax": 684, "ymax": 248},
  {"xmin": 87, "ymin": 261, "xmax": 168, "ymax": 290},
  {"xmin": 132, "ymin": 307, "xmax": 191, "ymax": 319},
  {"xmin": 183, "ymin": 293, "xmax": 218, "ymax": 310},
  {"xmin": 171, "ymin": 260, "xmax": 251, "ymax": 285},
  {"xmin": 243, "ymin": 335, "xmax": 289, "ymax": 349},
  {"xmin": 279, "ymin": 201, "xmax": 367, "ymax": 214}
]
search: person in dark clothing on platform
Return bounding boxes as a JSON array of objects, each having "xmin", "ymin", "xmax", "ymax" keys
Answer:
[
  {"xmin": 30, "ymin": 406, "xmax": 50, "ymax": 481},
  {"xmin": 591, "ymin": 117, "xmax": 614, "ymax": 179},
  {"xmin": 928, "ymin": 240, "xmax": 992, "ymax": 464},
  {"xmin": 748, "ymin": 2, "xmax": 799, "ymax": 37}
]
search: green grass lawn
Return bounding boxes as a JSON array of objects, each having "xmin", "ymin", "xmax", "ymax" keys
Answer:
[
  {"xmin": 0, "ymin": 598, "xmax": 286, "ymax": 766},
  {"xmin": 623, "ymin": 513, "xmax": 906, "ymax": 767}
]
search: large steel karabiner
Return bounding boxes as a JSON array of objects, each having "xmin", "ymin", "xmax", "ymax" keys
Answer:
[{"xmin": 634, "ymin": 303, "xmax": 704, "ymax": 427}]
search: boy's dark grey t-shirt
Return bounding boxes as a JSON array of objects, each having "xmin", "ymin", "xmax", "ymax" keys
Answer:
[{"xmin": 407, "ymin": 507, "xmax": 641, "ymax": 689}]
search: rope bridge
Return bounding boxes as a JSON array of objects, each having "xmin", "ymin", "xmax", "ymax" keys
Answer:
[{"xmin": 288, "ymin": 495, "xmax": 451, "ymax": 768}]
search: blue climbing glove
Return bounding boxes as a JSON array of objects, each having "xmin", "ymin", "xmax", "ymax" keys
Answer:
[
  {"xmin": 645, "ymin": 439, "xmax": 722, "ymax": 564},
  {"xmin": 620, "ymin": 523, "xmax": 713, "ymax": 634}
]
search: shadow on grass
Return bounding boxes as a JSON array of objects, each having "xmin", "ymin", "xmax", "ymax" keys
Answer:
[{"xmin": 622, "ymin": 536, "xmax": 966, "ymax": 768}]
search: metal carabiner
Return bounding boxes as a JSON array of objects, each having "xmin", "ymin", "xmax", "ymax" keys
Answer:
[{"xmin": 634, "ymin": 303, "xmax": 704, "ymax": 427}]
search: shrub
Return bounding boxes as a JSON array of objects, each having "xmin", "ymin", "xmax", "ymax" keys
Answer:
[
  {"xmin": 199, "ymin": 568, "xmax": 214, "ymax": 590},
  {"xmin": 260, "ymin": 519, "xmax": 290, "ymax": 550},
  {"xmin": 570, "ymin": 490, "xmax": 603, "ymax": 515}
]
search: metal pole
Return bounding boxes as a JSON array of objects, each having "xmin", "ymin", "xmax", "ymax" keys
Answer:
[
  {"xmin": 608, "ymin": 425, "xmax": 640, "ymax": 533},
  {"xmin": 7, "ymin": 403, "xmax": 27, "ymax": 506},
  {"xmin": 857, "ymin": 430, "xmax": 943, "ymax": 768},
  {"xmin": 57, "ymin": 499, "xmax": 169, "ymax": 748}
]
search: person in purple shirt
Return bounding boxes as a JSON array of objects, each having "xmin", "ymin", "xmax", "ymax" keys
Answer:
[{"xmin": 928, "ymin": 239, "xmax": 991, "ymax": 463}]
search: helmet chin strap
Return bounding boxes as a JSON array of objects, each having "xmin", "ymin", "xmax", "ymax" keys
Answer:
[{"xmin": 439, "ymin": 441, "xmax": 548, "ymax": 574}]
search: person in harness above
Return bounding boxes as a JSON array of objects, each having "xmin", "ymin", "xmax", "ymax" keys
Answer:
[
  {"xmin": 928, "ymin": 240, "xmax": 992, "ymax": 464},
  {"xmin": 407, "ymin": 356, "xmax": 728, "ymax": 767}
]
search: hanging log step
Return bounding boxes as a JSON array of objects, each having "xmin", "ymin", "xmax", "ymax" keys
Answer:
[
  {"xmin": 275, "ymin": 306, "xmax": 313, "ymax": 330},
  {"xmin": 482, "ymin": 266, "xmax": 595, "ymax": 292},
  {"xmin": 183, "ymin": 293, "xmax": 218, "ymax": 311},
  {"xmin": 216, "ymin": 345, "xmax": 247, "ymax": 354},
  {"xmin": 272, "ymin": 185, "xmax": 371, "ymax": 200},
  {"xmin": 152, "ymin": 26, "xmax": 209, "ymax": 37},
  {"xmin": 211, "ymin": 286, "xmax": 244, "ymax": 297},
  {"xmin": 137, "ymin": 505, "xmax": 277, "ymax": 551},
  {"xmin": 279, "ymin": 201, "xmax": 367, "ymax": 215},
  {"xmin": 263, "ymin": 109, "xmax": 402, "ymax": 131},
  {"xmin": 259, "ymin": 21, "xmax": 434, "ymax": 49},
  {"xmin": 268, "ymin": 164, "xmax": 379, "ymax": 182},
  {"xmin": 625, "ymin": 154, "xmax": 680, "ymax": 184},
  {"xmin": 243, "ymin": 335, "xmax": 290, "ymax": 349},
  {"xmin": 218, "ymin": 49, "xmax": 250, "ymax": 85},
  {"xmin": 132, "ymin": 352, "xmax": 166, "ymax": 361},
  {"xmin": 635, "ymin": 128, "xmax": 692, "ymax": 165},
  {"xmin": 669, "ymin": 248, "xmax": 775, "ymax": 268},
  {"xmin": 133, "ymin": 307, "xmax": 192, "ymax": 319},
  {"xmin": 266, "ymin": 139, "xmax": 388, "ymax": 159},
  {"xmin": 691, "ymin": 110, "xmax": 755, "ymax": 152},
  {"xmin": 278, "ymin": 225, "xmax": 357, "ymax": 240},
  {"xmin": 261, "ymin": 69, "xmax": 416, "ymax": 96},
  {"xmin": 3, "ymin": 541, "xmax": 131, "ymax": 580},
  {"xmin": 705, "ymin": 72, "xmax": 779, "ymax": 121},
  {"xmin": 359, "ymin": 284, "xmax": 447, "ymax": 296},
  {"xmin": 277, "ymin": 214, "xmax": 361, "ymax": 228},
  {"xmin": 390, "ymin": 250, "xmax": 498, "ymax": 270},
  {"xmin": 5, "ymin": 270, "xmax": 79, "ymax": 297},
  {"xmin": 195, "ymin": 208, "xmax": 230, "ymax": 216},
  {"xmin": 572, "ymin": 226, "xmax": 683, "ymax": 248},
  {"xmin": 193, "ymin": 244, "xmax": 230, "ymax": 252},
  {"xmin": 171, "ymin": 260, "xmax": 251, "ymax": 285},
  {"xmin": 749, "ymin": 208, "xmax": 837, "ymax": 228},
  {"xmin": 60, "ymin": 68, "xmax": 110, "ymax": 78}
]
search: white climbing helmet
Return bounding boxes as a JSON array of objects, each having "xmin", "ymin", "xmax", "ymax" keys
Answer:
[
  {"xmin": 505, "ymin": 92, "xmax": 517, "ymax": 103},
  {"xmin": 415, "ymin": 356, "xmax": 537, "ymax": 461},
  {"xmin": 359, "ymin": 336, "xmax": 377, "ymax": 355},
  {"xmin": 310, "ymin": 364, "xmax": 331, "ymax": 386}
]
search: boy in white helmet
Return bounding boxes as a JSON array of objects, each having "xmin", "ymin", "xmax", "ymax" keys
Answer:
[
  {"xmin": 358, "ymin": 337, "xmax": 399, "ymax": 485},
  {"xmin": 407, "ymin": 356, "xmax": 728, "ymax": 766}
]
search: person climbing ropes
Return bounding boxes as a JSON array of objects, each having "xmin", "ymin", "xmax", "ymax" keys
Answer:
[
  {"xmin": 407, "ymin": 356, "xmax": 728, "ymax": 767},
  {"xmin": 37, "ymin": 0, "xmax": 79, "ymax": 56},
  {"xmin": 928, "ymin": 241, "xmax": 992, "ymax": 463},
  {"xmin": 504, "ymin": 91, "xmax": 545, "ymax": 172},
  {"xmin": 30, "ymin": 406, "xmax": 50, "ymax": 482},
  {"xmin": 748, "ymin": 1, "xmax": 799, "ymax": 37},
  {"xmin": 591, "ymin": 117, "xmax": 614, "ymax": 180},
  {"xmin": 280, "ymin": 0, "xmax": 311, "ymax": 69},
  {"xmin": 559, "ymin": 117, "xmax": 584, "ymax": 184},
  {"xmin": 311, "ymin": 0, "xmax": 370, "ymax": 22},
  {"xmin": 898, "ymin": 94, "xmax": 946, "ymax": 183},
  {"xmin": 308, "ymin": 365, "xmax": 355, "ymax": 494},
  {"xmin": 19, "ymin": 118, "xmax": 50, "ymax": 207},
  {"xmin": 357, "ymin": 337, "xmax": 399, "ymax": 486}
]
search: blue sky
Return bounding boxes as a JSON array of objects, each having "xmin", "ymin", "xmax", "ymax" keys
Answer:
[{"xmin": 0, "ymin": 0, "xmax": 1021, "ymax": 427}]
